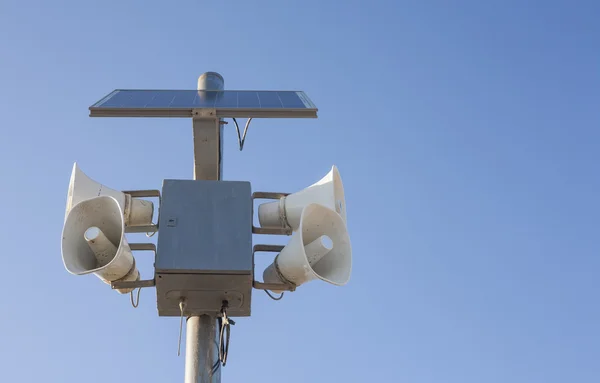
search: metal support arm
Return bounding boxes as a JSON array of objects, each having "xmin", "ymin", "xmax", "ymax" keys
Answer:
[
  {"xmin": 193, "ymin": 116, "xmax": 222, "ymax": 181},
  {"xmin": 110, "ymin": 243, "xmax": 157, "ymax": 290},
  {"xmin": 122, "ymin": 189, "xmax": 161, "ymax": 234},
  {"xmin": 251, "ymin": 192, "xmax": 292, "ymax": 235},
  {"xmin": 251, "ymin": 245, "xmax": 296, "ymax": 292}
]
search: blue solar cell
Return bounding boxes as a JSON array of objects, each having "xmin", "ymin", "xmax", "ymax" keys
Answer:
[
  {"xmin": 237, "ymin": 91, "xmax": 260, "ymax": 108},
  {"xmin": 129, "ymin": 91, "xmax": 158, "ymax": 107},
  {"xmin": 144, "ymin": 90, "xmax": 178, "ymax": 108},
  {"xmin": 166, "ymin": 91, "xmax": 198, "ymax": 108},
  {"xmin": 256, "ymin": 91, "xmax": 283, "ymax": 108},
  {"xmin": 277, "ymin": 91, "xmax": 306, "ymax": 108},
  {"xmin": 214, "ymin": 91, "xmax": 239, "ymax": 108},
  {"xmin": 98, "ymin": 91, "xmax": 134, "ymax": 108}
]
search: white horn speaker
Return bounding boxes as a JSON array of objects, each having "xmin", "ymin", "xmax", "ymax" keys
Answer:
[
  {"xmin": 258, "ymin": 165, "xmax": 346, "ymax": 231},
  {"xmin": 65, "ymin": 162, "xmax": 154, "ymax": 227},
  {"xmin": 61, "ymin": 196, "xmax": 140, "ymax": 294},
  {"xmin": 263, "ymin": 203, "xmax": 352, "ymax": 292}
]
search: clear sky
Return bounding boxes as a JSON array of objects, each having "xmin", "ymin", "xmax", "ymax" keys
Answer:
[{"xmin": 1, "ymin": 0, "xmax": 599, "ymax": 382}]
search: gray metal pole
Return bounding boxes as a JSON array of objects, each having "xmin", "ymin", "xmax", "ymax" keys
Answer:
[
  {"xmin": 185, "ymin": 315, "xmax": 220, "ymax": 383},
  {"xmin": 185, "ymin": 71, "xmax": 225, "ymax": 383}
]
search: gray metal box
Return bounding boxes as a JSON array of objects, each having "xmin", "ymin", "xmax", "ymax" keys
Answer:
[{"xmin": 155, "ymin": 179, "xmax": 253, "ymax": 317}]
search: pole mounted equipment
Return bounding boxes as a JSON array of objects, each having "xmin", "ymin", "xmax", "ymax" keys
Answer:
[{"xmin": 60, "ymin": 72, "xmax": 353, "ymax": 383}]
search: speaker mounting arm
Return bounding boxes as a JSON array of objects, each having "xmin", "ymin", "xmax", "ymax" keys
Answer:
[
  {"xmin": 251, "ymin": 192, "xmax": 292, "ymax": 235},
  {"xmin": 251, "ymin": 245, "xmax": 296, "ymax": 292},
  {"xmin": 110, "ymin": 243, "xmax": 157, "ymax": 291}
]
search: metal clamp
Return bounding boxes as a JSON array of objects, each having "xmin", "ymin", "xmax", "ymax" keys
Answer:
[
  {"xmin": 110, "ymin": 243, "xmax": 157, "ymax": 290},
  {"xmin": 122, "ymin": 189, "xmax": 161, "ymax": 234},
  {"xmin": 251, "ymin": 244, "xmax": 296, "ymax": 292},
  {"xmin": 251, "ymin": 192, "xmax": 292, "ymax": 235},
  {"xmin": 192, "ymin": 108, "xmax": 218, "ymax": 119}
]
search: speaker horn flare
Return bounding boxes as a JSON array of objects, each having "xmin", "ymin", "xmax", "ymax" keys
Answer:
[
  {"xmin": 263, "ymin": 203, "xmax": 352, "ymax": 293},
  {"xmin": 65, "ymin": 162, "xmax": 154, "ymax": 227},
  {"xmin": 61, "ymin": 196, "xmax": 140, "ymax": 294},
  {"xmin": 258, "ymin": 165, "xmax": 346, "ymax": 230}
]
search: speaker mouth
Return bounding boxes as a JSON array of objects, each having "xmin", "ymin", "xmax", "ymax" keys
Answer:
[
  {"xmin": 269, "ymin": 203, "xmax": 352, "ymax": 288},
  {"xmin": 61, "ymin": 196, "xmax": 135, "ymax": 283}
]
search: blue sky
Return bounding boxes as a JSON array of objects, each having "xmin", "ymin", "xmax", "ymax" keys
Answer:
[{"xmin": 1, "ymin": 0, "xmax": 599, "ymax": 382}]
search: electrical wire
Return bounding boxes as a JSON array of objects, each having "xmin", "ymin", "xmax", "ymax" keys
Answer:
[
  {"xmin": 209, "ymin": 340, "xmax": 221, "ymax": 377},
  {"xmin": 130, "ymin": 288, "xmax": 141, "ymax": 308},
  {"xmin": 210, "ymin": 359, "xmax": 220, "ymax": 377},
  {"xmin": 232, "ymin": 118, "xmax": 253, "ymax": 151},
  {"xmin": 264, "ymin": 289, "xmax": 285, "ymax": 301},
  {"xmin": 217, "ymin": 301, "xmax": 235, "ymax": 367},
  {"xmin": 177, "ymin": 299, "xmax": 186, "ymax": 356}
]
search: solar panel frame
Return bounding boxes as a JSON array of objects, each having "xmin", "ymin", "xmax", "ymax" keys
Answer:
[{"xmin": 89, "ymin": 89, "xmax": 318, "ymax": 118}]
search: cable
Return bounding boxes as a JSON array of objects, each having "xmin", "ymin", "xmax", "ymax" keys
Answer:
[
  {"xmin": 210, "ymin": 361, "xmax": 220, "ymax": 377},
  {"xmin": 264, "ymin": 289, "xmax": 285, "ymax": 301},
  {"xmin": 177, "ymin": 299, "xmax": 186, "ymax": 356},
  {"xmin": 210, "ymin": 340, "xmax": 221, "ymax": 377},
  {"xmin": 130, "ymin": 288, "xmax": 141, "ymax": 308},
  {"xmin": 232, "ymin": 118, "xmax": 253, "ymax": 151},
  {"xmin": 217, "ymin": 301, "xmax": 235, "ymax": 367}
]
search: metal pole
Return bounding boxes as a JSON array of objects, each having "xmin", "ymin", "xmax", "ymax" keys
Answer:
[
  {"xmin": 185, "ymin": 71, "xmax": 225, "ymax": 383},
  {"xmin": 185, "ymin": 315, "xmax": 220, "ymax": 383}
]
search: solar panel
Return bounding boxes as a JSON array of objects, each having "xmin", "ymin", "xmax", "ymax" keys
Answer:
[{"xmin": 89, "ymin": 90, "xmax": 318, "ymax": 118}]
